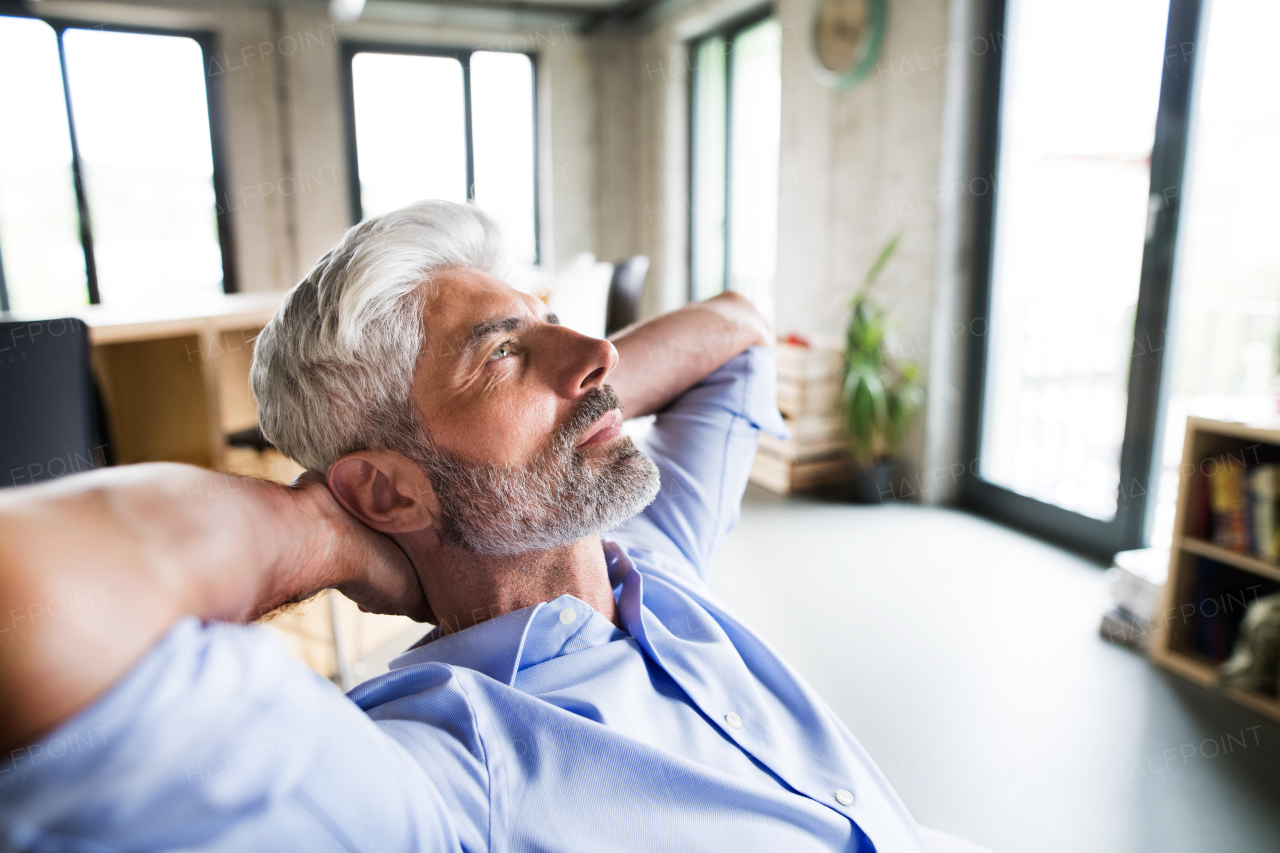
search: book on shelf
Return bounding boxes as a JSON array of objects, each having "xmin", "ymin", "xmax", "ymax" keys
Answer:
[
  {"xmin": 1184, "ymin": 557, "xmax": 1280, "ymax": 663},
  {"xmin": 1203, "ymin": 456, "xmax": 1280, "ymax": 562},
  {"xmin": 1208, "ymin": 459, "xmax": 1247, "ymax": 552},
  {"xmin": 1249, "ymin": 465, "xmax": 1279, "ymax": 560}
]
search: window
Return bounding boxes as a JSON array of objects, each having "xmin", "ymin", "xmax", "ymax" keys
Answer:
[
  {"xmin": 965, "ymin": 0, "xmax": 1206, "ymax": 555},
  {"xmin": 1150, "ymin": 0, "xmax": 1280, "ymax": 546},
  {"xmin": 344, "ymin": 45, "xmax": 538, "ymax": 265},
  {"xmin": 978, "ymin": 0, "xmax": 1171, "ymax": 522},
  {"xmin": 0, "ymin": 16, "xmax": 232, "ymax": 315},
  {"xmin": 688, "ymin": 12, "xmax": 781, "ymax": 312}
]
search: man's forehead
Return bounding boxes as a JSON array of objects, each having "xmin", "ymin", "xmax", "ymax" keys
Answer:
[
  {"xmin": 416, "ymin": 268, "xmax": 549, "ymax": 382},
  {"xmin": 420, "ymin": 268, "xmax": 539, "ymax": 336}
]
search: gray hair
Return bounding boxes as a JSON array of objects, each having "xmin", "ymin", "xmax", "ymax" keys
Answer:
[{"xmin": 251, "ymin": 200, "xmax": 507, "ymax": 472}]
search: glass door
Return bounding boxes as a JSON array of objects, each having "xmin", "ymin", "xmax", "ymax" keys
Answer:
[
  {"xmin": 966, "ymin": 0, "xmax": 1205, "ymax": 556},
  {"xmin": 1150, "ymin": 0, "xmax": 1280, "ymax": 547}
]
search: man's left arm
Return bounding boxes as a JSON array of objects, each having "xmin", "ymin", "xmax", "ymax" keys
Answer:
[{"xmin": 607, "ymin": 291, "xmax": 772, "ymax": 418}]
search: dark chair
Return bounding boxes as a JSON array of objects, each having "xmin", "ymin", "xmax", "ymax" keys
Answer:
[
  {"xmin": 0, "ymin": 318, "xmax": 112, "ymax": 489},
  {"xmin": 604, "ymin": 255, "xmax": 650, "ymax": 336}
]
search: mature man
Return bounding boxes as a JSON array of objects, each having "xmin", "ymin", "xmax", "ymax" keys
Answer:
[{"xmin": 0, "ymin": 201, "xmax": 933, "ymax": 851}]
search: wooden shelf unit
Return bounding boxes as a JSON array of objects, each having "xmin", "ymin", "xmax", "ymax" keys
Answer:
[
  {"xmin": 1150, "ymin": 417, "xmax": 1280, "ymax": 724},
  {"xmin": 77, "ymin": 292, "xmax": 285, "ymax": 471}
]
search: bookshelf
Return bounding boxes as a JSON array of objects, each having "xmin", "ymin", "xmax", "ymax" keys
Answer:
[{"xmin": 1150, "ymin": 417, "xmax": 1280, "ymax": 724}]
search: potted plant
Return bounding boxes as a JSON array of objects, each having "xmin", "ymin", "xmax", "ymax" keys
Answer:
[{"xmin": 843, "ymin": 231, "xmax": 924, "ymax": 503}]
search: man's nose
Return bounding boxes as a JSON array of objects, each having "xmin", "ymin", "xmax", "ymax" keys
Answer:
[{"xmin": 550, "ymin": 326, "xmax": 618, "ymax": 398}]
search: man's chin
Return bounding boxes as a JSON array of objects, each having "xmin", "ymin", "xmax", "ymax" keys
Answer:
[{"xmin": 434, "ymin": 439, "xmax": 661, "ymax": 558}]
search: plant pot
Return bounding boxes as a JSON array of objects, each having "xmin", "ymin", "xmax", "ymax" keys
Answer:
[{"xmin": 848, "ymin": 459, "xmax": 897, "ymax": 504}]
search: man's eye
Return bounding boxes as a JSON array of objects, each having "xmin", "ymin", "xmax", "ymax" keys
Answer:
[{"xmin": 490, "ymin": 342, "xmax": 515, "ymax": 361}]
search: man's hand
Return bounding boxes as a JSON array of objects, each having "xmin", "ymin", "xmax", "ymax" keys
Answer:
[
  {"xmin": 0, "ymin": 464, "xmax": 428, "ymax": 753},
  {"xmin": 290, "ymin": 471, "xmax": 433, "ymax": 622},
  {"xmin": 607, "ymin": 291, "xmax": 772, "ymax": 419}
]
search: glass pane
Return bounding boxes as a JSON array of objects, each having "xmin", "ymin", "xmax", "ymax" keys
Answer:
[
  {"xmin": 62, "ymin": 28, "xmax": 223, "ymax": 306},
  {"xmin": 727, "ymin": 18, "xmax": 781, "ymax": 316},
  {"xmin": 0, "ymin": 17, "xmax": 87, "ymax": 315},
  {"xmin": 352, "ymin": 53, "xmax": 467, "ymax": 218},
  {"xmin": 979, "ymin": 0, "xmax": 1171, "ymax": 520},
  {"xmin": 1151, "ymin": 0, "xmax": 1280, "ymax": 545},
  {"xmin": 471, "ymin": 51, "xmax": 536, "ymax": 265},
  {"xmin": 690, "ymin": 36, "xmax": 726, "ymax": 302}
]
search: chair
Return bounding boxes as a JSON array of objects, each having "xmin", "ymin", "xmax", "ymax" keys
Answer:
[
  {"xmin": 604, "ymin": 255, "xmax": 650, "ymax": 336},
  {"xmin": 0, "ymin": 318, "xmax": 111, "ymax": 489}
]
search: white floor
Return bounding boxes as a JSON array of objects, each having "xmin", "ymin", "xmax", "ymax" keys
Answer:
[{"xmin": 710, "ymin": 486, "xmax": 1280, "ymax": 853}]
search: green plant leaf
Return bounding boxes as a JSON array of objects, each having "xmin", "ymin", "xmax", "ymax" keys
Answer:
[
  {"xmin": 862, "ymin": 228, "xmax": 904, "ymax": 293},
  {"xmin": 845, "ymin": 365, "xmax": 888, "ymax": 465},
  {"xmin": 840, "ymin": 228, "xmax": 922, "ymax": 465}
]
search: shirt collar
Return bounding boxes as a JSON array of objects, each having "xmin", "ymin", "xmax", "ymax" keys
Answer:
[{"xmin": 386, "ymin": 540, "xmax": 635, "ymax": 686}]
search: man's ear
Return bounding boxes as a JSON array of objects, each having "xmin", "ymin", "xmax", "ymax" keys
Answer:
[{"xmin": 327, "ymin": 450, "xmax": 440, "ymax": 534}]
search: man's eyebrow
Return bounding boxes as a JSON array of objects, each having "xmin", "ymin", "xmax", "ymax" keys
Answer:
[
  {"xmin": 464, "ymin": 316, "xmax": 525, "ymax": 355},
  {"xmin": 459, "ymin": 311, "xmax": 559, "ymax": 359}
]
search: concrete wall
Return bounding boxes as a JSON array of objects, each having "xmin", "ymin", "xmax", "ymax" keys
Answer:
[{"xmin": 591, "ymin": 0, "xmax": 986, "ymax": 500}]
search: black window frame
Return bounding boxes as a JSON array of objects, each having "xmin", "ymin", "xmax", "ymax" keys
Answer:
[
  {"xmin": 961, "ymin": 0, "xmax": 1206, "ymax": 560},
  {"xmin": 340, "ymin": 41, "xmax": 541, "ymax": 264},
  {"xmin": 686, "ymin": 4, "xmax": 774, "ymax": 302},
  {"xmin": 0, "ymin": 13, "xmax": 238, "ymax": 310}
]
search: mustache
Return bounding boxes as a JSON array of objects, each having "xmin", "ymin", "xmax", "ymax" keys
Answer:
[{"xmin": 560, "ymin": 385, "xmax": 623, "ymax": 448}]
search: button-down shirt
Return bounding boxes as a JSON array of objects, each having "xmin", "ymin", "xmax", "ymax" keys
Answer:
[{"xmin": 0, "ymin": 347, "xmax": 930, "ymax": 852}]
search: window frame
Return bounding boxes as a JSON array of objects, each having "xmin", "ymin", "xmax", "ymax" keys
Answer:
[
  {"xmin": 339, "ymin": 41, "xmax": 541, "ymax": 264},
  {"xmin": 961, "ymin": 0, "xmax": 1206, "ymax": 559},
  {"xmin": 686, "ymin": 4, "xmax": 775, "ymax": 302},
  {"xmin": 0, "ymin": 14, "xmax": 238, "ymax": 309}
]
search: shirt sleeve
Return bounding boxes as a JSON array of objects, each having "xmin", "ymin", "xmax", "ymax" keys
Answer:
[
  {"xmin": 0, "ymin": 617, "xmax": 462, "ymax": 853},
  {"xmin": 611, "ymin": 345, "xmax": 786, "ymax": 583}
]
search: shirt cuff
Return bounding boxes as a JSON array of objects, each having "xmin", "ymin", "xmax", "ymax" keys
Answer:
[{"xmin": 729, "ymin": 345, "xmax": 789, "ymax": 439}]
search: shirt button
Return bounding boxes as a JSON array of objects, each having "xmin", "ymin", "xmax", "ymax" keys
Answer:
[
  {"xmin": 834, "ymin": 789, "xmax": 855, "ymax": 806},
  {"xmin": 559, "ymin": 607, "xmax": 577, "ymax": 625},
  {"xmin": 724, "ymin": 712, "xmax": 743, "ymax": 729}
]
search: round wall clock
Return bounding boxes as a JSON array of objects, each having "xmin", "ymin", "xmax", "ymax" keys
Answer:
[{"xmin": 810, "ymin": 0, "xmax": 887, "ymax": 90}]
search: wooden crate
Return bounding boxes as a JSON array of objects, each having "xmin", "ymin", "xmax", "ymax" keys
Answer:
[{"xmin": 1149, "ymin": 417, "xmax": 1280, "ymax": 724}]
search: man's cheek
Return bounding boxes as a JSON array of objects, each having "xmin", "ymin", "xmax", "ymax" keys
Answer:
[{"xmin": 472, "ymin": 397, "xmax": 558, "ymax": 466}]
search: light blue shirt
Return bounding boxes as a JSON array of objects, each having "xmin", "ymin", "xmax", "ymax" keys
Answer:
[{"xmin": 0, "ymin": 347, "xmax": 930, "ymax": 852}]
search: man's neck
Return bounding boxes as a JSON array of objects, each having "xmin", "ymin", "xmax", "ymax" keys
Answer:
[{"xmin": 407, "ymin": 533, "xmax": 620, "ymax": 636}]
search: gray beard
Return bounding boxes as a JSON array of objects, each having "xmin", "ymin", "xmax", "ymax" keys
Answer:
[{"xmin": 403, "ymin": 386, "xmax": 661, "ymax": 556}]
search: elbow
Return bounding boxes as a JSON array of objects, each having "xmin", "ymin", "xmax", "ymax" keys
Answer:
[{"xmin": 705, "ymin": 291, "xmax": 773, "ymax": 349}]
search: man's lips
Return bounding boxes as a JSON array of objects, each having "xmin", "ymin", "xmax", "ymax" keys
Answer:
[{"xmin": 576, "ymin": 409, "xmax": 624, "ymax": 449}]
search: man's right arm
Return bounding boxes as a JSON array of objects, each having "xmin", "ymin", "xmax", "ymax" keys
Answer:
[{"xmin": 0, "ymin": 463, "xmax": 428, "ymax": 753}]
